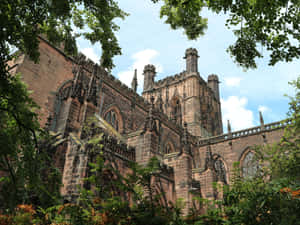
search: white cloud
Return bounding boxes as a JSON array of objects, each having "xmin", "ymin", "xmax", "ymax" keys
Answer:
[
  {"xmin": 117, "ymin": 49, "xmax": 163, "ymax": 90},
  {"xmin": 81, "ymin": 47, "xmax": 100, "ymax": 63},
  {"xmin": 258, "ymin": 105, "xmax": 269, "ymax": 113},
  {"xmin": 224, "ymin": 77, "xmax": 243, "ymax": 87},
  {"xmin": 221, "ymin": 96, "xmax": 254, "ymax": 131}
]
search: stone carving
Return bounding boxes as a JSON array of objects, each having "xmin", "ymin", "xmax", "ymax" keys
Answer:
[
  {"xmin": 142, "ymin": 96, "xmax": 158, "ymax": 134},
  {"xmin": 214, "ymin": 158, "xmax": 227, "ymax": 184}
]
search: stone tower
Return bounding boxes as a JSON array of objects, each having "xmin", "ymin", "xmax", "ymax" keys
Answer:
[{"xmin": 142, "ymin": 48, "xmax": 223, "ymax": 137}]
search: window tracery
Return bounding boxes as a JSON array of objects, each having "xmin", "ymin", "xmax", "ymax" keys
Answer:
[{"xmin": 242, "ymin": 151, "xmax": 259, "ymax": 178}]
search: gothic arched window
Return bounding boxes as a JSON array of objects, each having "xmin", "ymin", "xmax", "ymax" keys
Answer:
[
  {"xmin": 214, "ymin": 159, "xmax": 227, "ymax": 184},
  {"xmin": 105, "ymin": 110, "xmax": 119, "ymax": 131},
  {"xmin": 242, "ymin": 151, "xmax": 259, "ymax": 178}
]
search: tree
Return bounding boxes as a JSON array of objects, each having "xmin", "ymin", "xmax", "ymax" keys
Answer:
[
  {"xmin": 1, "ymin": 0, "xmax": 127, "ymax": 72},
  {"xmin": 0, "ymin": 75, "xmax": 62, "ymax": 212},
  {"xmin": 153, "ymin": 0, "xmax": 300, "ymax": 69},
  {"xmin": 0, "ymin": 0, "xmax": 127, "ymax": 212}
]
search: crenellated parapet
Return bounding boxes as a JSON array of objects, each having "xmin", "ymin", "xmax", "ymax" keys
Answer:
[{"xmin": 153, "ymin": 71, "xmax": 187, "ymax": 88}]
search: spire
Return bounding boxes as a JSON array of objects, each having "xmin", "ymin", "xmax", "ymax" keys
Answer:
[{"xmin": 131, "ymin": 69, "xmax": 138, "ymax": 92}]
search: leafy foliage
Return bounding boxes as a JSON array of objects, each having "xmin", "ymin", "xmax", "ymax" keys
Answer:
[
  {"xmin": 1, "ymin": 0, "xmax": 127, "ymax": 70},
  {"xmin": 0, "ymin": 75, "xmax": 62, "ymax": 213},
  {"xmin": 153, "ymin": 0, "xmax": 300, "ymax": 69},
  {"xmin": 1, "ymin": 0, "xmax": 127, "ymax": 215}
]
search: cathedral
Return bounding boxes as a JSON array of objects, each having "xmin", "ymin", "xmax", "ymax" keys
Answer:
[{"xmin": 9, "ymin": 37, "xmax": 287, "ymax": 214}]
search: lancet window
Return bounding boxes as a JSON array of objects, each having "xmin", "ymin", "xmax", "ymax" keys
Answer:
[{"xmin": 105, "ymin": 110, "xmax": 119, "ymax": 131}]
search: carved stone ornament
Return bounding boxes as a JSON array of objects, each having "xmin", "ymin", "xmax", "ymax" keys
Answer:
[{"xmin": 142, "ymin": 96, "xmax": 158, "ymax": 134}]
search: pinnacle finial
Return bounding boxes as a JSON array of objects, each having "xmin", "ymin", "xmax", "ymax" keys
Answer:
[
  {"xmin": 259, "ymin": 111, "xmax": 265, "ymax": 130},
  {"xmin": 131, "ymin": 69, "xmax": 138, "ymax": 92},
  {"xmin": 259, "ymin": 111, "xmax": 264, "ymax": 125},
  {"xmin": 134, "ymin": 69, "xmax": 137, "ymax": 77},
  {"xmin": 227, "ymin": 120, "xmax": 232, "ymax": 134}
]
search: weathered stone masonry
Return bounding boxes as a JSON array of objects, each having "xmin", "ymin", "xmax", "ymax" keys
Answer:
[{"xmin": 9, "ymin": 37, "xmax": 287, "ymax": 213}]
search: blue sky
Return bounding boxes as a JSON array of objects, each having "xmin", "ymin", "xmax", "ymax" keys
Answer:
[{"xmin": 76, "ymin": 0, "xmax": 300, "ymax": 132}]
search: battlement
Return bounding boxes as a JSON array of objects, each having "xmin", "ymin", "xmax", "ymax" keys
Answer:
[{"xmin": 154, "ymin": 71, "xmax": 187, "ymax": 88}]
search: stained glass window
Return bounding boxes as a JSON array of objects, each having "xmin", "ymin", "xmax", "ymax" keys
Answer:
[{"xmin": 242, "ymin": 151, "xmax": 259, "ymax": 178}]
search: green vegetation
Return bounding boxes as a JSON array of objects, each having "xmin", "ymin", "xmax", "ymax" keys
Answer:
[
  {"xmin": 1, "ymin": 1, "xmax": 300, "ymax": 224},
  {"xmin": 154, "ymin": 0, "xmax": 300, "ymax": 69},
  {"xmin": 0, "ymin": 75, "xmax": 62, "ymax": 212}
]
